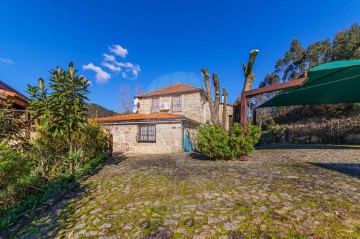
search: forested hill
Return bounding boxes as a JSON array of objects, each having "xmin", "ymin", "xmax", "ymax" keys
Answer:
[{"xmin": 85, "ymin": 103, "xmax": 118, "ymax": 118}]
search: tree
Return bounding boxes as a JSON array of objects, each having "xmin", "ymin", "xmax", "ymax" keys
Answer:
[
  {"xmin": 27, "ymin": 62, "xmax": 89, "ymax": 175},
  {"xmin": 275, "ymin": 39, "xmax": 307, "ymax": 82},
  {"xmin": 119, "ymin": 83, "xmax": 132, "ymax": 113},
  {"xmin": 135, "ymin": 83, "xmax": 144, "ymax": 95},
  {"xmin": 333, "ymin": 23, "xmax": 360, "ymax": 60},
  {"xmin": 233, "ymin": 50, "xmax": 259, "ymax": 122},
  {"xmin": 222, "ymin": 88, "xmax": 228, "ymax": 130},
  {"xmin": 259, "ymin": 23, "xmax": 360, "ymax": 130},
  {"xmin": 275, "ymin": 23, "xmax": 360, "ymax": 83},
  {"xmin": 200, "ymin": 69, "xmax": 227, "ymax": 126}
]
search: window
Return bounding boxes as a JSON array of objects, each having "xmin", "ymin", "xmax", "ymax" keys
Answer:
[
  {"xmin": 151, "ymin": 99, "xmax": 160, "ymax": 113},
  {"xmin": 138, "ymin": 125, "xmax": 156, "ymax": 142},
  {"xmin": 172, "ymin": 96, "xmax": 181, "ymax": 112}
]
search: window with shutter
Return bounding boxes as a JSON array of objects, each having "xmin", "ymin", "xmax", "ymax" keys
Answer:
[
  {"xmin": 138, "ymin": 125, "xmax": 156, "ymax": 142},
  {"xmin": 151, "ymin": 99, "xmax": 160, "ymax": 113},
  {"xmin": 172, "ymin": 96, "xmax": 181, "ymax": 112}
]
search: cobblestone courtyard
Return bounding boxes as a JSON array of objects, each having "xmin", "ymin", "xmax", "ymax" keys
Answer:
[{"xmin": 16, "ymin": 146, "xmax": 360, "ymax": 238}]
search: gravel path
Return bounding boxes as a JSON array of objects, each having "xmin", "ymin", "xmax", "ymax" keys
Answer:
[{"xmin": 15, "ymin": 146, "xmax": 360, "ymax": 238}]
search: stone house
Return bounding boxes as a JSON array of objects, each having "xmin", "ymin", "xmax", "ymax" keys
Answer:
[{"xmin": 97, "ymin": 83, "xmax": 233, "ymax": 154}]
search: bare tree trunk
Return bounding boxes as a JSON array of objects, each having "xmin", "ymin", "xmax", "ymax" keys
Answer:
[
  {"xmin": 201, "ymin": 69, "xmax": 215, "ymax": 122},
  {"xmin": 242, "ymin": 49, "xmax": 259, "ymax": 92},
  {"xmin": 222, "ymin": 88, "xmax": 227, "ymax": 130},
  {"xmin": 119, "ymin": 83, "xmax": 132, "ymax": 113},
  {"xmin": 234, "ymin": 49, "xmax": 259, "ymax": 123},
  {"xmin": 212, "ymin": 73, "xmax": 220, "ymax": 125}
]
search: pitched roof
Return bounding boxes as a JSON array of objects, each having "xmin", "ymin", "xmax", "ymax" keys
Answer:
[
  {"xmin": 96, "ymin": 112, "xmax": 186, "ymax": 123},
  {"xmin": 0, "ymin": 80, "xmax": 28, "ymax": 100},
  {"xmin": 136, "ymin": 83, "xmax": 203, "ymax": 98}
]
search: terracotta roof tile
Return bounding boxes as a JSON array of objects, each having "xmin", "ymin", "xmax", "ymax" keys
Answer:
[
  {"xmin": 0, "ymin": 80, "xmax": 28, "ymax": 100},
  {"xmin": 96, "ymin": 112, "xmax": 185, "ymax": 123},
  {"xmin": 136, "ymin": 83, "xmax": 203, "ymax": 98}
]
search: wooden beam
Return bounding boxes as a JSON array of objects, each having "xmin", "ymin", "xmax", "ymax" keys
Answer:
[
  {"xmin": 240, "ymin": 77, "xmax": 308, "ymax": 134},
  {"xmin": 243, "ymin": 77, "xmax": 307, "ymax": 98}
]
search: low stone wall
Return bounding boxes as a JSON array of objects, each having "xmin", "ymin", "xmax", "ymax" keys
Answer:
[{"xmin": 107, "ymin": 123, "xmax": 184, "ymax": 154}]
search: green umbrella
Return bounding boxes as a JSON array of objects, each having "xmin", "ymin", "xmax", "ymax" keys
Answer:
[{"xmin": 258, "ymin": 60, "xmax": 360, "ymax": 108}]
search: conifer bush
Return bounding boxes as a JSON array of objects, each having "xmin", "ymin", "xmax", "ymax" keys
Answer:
[{"xmin": 196, "ymin": 123, "xmax": 261, "ymax": 160}]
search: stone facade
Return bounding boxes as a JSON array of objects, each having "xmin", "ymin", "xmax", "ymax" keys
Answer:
[
  {"xmin": 105, "ymin": 122, "xmax": 187, "ymax": 155},
  {"xmin": 137, "ymin": 92, "xmax": 234, "ymax": 130}
]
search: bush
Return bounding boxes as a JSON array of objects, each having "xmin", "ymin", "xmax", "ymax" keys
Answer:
[
  {"xmin": 196, "ymin": 123, "xmax": 261, "ymax": 160},
  {"xmin": 196, "ymin": 124, "xmax": 230, "ymax": 160},
  {"xmin": 30, "ymin": 121, "xmax": 108, "ymax": 178},
  {"xmin": 0, "ymin": 142, "xmax": 42, "ymax": 211}
]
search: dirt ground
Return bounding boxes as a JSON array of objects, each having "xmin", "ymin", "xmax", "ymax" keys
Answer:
[{"xmin": 15, "ymin": 145, "xmax": 360, "ymax": 238}]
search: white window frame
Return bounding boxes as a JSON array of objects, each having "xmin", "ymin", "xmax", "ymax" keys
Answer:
[{"xmin": 172, "ymin": 96, "xmax": 181, "ymax": 112}]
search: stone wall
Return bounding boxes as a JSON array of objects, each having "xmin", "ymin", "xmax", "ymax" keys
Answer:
[
  {"xmin": 138, "ymin": 92, "xmax": 234, "ymax": 130},
  {"xmin": 106, "ymin": 122, "xmax": 184, "ymax": 155}
]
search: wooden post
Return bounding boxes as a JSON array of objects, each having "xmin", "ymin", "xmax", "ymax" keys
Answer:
[
  {"xmin": 240, "ymin": 93, "xmax": 248, "ymax": 134},
  {"xmin": 240, "ymin": 77, "xmax": 307, "ymax": 135},
  {"xmin": 252, "ymin": 108, "xmax": 257, "ymax": 125}
]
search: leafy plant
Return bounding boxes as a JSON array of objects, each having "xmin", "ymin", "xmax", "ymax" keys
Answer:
[
  {"xmin": 0, "ymin": 99, "xmax": 29, "ymax": 150},
  {"xmin": 27, "ymin": 62, "xmax": 90, "ymax": 174},
  {"xmin": 196, "ymin": 123, "xmax": 261, "ymax": 160},
  {"xmin": 196, "ymin": 124, "xmax": 230, "ymax": 160}
]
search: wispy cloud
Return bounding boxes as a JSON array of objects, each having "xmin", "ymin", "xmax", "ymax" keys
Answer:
[
  {"xmin": 83, "ymin": 43, "xmax": 140, "ymax": 84},
  {"xmin": 82, "ymin": 63, "xmax": 111, "ymax": 84},
  {"xmin": 103, "ymin": 54, "xmax": 116, "ymax": 62},
  {"xmin": 102, "ymin": 61, "xmax": 121, "ymax": 72},
  {"xmin": 109, "ymin": 44, "xmax": 128, "ymax": 58},
  {"xmin": 0, "ymin": 57, "xmax": 14, "ymax": 64}
]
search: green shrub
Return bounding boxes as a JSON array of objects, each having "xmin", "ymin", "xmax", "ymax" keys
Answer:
[
  {"xmin": 73, "ymin": 121, "xmax": 108, "ymax": 159},
  {"xmin": 196, "ymin": 124, "xmax": 231, "ymax": 160},
  {"xmin": 196, "ymin": 123, "xmax": 261, "ymax": 160},
  {"xmin": 30, "ymin": 121, "xmax": 108, "ymax": 178},
  {"xmin": 0, "ymin": 142, "xmax": 41, "ymax": 210}
]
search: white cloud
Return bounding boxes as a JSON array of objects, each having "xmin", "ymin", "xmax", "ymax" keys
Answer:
[
  {"xmin": 0, "ymin": 57, "xmax": 14, "ymax": 64},
  {"xmin": 109, "ymin": 44, "xmax": 128, "ymax": 58},
  {"xmin": 102, "ymin": 62, "xmax": 121, "ymax": 72},
  {"xmin": 82, "ymin": 63, "xmax": 111, "ymax": 84},
  {"xmin": 83, "ymin": 43, "xmax": 140, "ymax": 84},
  {"xmin": 103, "ymin": 54, "xmax": 116, "ymax": 62}
]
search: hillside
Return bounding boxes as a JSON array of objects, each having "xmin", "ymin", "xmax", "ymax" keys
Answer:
[{"xmin": 85, "ymin": 103, "xmax": 118, "ymax": 118}]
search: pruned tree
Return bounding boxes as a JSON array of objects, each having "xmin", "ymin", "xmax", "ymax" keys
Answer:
[
  {"xmin": 242, "ymin": 49, "xmax": 260, "ymax": 92},
  {"xmin": 222, "ymin": 88, "xmax": 228, "ymax": 130},
  {"xmin": 212, "ymin": 73, "xmax": 221, "ymax": 124},
  {"xmin": 234, "ymin": 49, "xmax": 259, "ymax": 122},
  {"xmin": 200, "ymin": 69, "xmax": 222, "ymax": 125}
]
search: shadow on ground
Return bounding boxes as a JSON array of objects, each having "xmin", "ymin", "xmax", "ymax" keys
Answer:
[
  {"xmin": 5, "ymin": 155, "xmax": 127, "ymax": 239},
  {"xmin": 309, "ymin": 162, "xmax": 360, "ymax": 179},
  {"xmin": 257, "ymin": 144, "xmax": 360, "ymax": 150}
]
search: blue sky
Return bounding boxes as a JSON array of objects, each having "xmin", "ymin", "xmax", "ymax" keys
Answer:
[{"xmin": 0, "ymin": 0, "xmax": 359, "ymax": 111}]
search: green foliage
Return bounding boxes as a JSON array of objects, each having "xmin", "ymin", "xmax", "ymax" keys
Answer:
[
  {"xmin": 29, "ymin": 121, "xmax": 108, "ymax": 178},
  {"xmin": 274, "ymin": 23, "xmax": 360, "ymax": 83},
  {"xmin": 254, "ymin": 23, "xmax": 360, "ymax": 134},
  {"xmin": 196, "ymin": 123, "xmax": 261, "ymax": 160},
  {"xmin": 0, "ymin": 99, "xmax": 29, "ymax": 149},
  {"xmin": 0, "ymin": 63, "xmax": 109, "ymax": 233},
  {"xmin": 27, "ymin": 62, "xmax": 90, "ymax": 174},
  {"xmin": 196, "ymin": 124, "xmax": 230, "ymax": 160},
  {"xmin": 73, "ymin": 121, "xmax": 108, "ymax": 158},
  {"xmin": 0, "ymin": 142, "xmax": 33, "ymax": 194}
]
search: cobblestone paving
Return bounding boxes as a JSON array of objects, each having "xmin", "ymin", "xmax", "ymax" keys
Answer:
[{"xmin": 16, "ymin": 146, "xmax": 360, "ymax": 238}]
